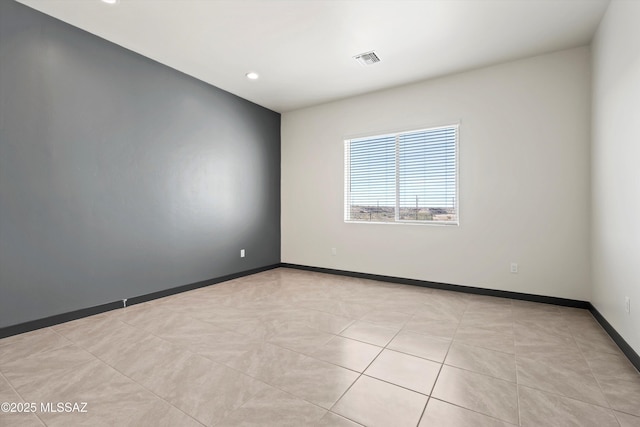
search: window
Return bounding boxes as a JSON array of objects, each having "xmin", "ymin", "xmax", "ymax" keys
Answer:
[{"xmin": 344, "ymin": 124, "xmax": 458, "ymax": 224}]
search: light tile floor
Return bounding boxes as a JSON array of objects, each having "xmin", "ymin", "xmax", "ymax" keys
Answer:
[{"xmin": 1, "ymin": 268, "xmax": 639, "ymax": 426}]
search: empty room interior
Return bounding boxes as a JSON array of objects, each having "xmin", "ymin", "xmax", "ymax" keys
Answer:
[{"xmin": 1, "ymin": 0, "xmax": 639, "ymax": 426}]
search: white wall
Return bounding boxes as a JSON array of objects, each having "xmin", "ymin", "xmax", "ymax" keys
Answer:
[
  {"xmin": 591, "ymin": 0, "xmax": 640, "ymax": 354},
  {"xmin": 282, "ymin": 47, "xmax": 591, "ymax": 300}
]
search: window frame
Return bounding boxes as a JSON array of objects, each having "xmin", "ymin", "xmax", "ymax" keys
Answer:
[{"xmin": 344, "ymin": 123, "xmax": 460, "ymax": 226}]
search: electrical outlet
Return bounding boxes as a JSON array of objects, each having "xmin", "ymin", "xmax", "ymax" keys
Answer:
[
  {"xmin": 331, "ymin": 248, "xmax": 337, "ymax": 256},
  {"xmin": 510, "ymin": 262, "xmax": 518, "ymax": 274},
  {"xmin": 625, "ymin": 297, "xmax": 630, "ymax": 314},
  {"xmin": 240, "ymin": 249, "xmax": 245, "ymax": 258}
]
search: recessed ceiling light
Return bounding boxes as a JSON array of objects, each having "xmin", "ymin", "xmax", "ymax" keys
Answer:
[
  {"xmin": 101, "ymin": 0, "xmax": 119, "ymax": 4},
  {"xmin": 246, "ymin": 72, "xmax": 259, "ymax": 80}
]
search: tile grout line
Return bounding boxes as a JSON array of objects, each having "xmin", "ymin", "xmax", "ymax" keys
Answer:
[
  {"xmin": 326, "ymin": 303, "xmax": 433, "ymax": 425},
  {"xmin": 414, "ymin": 293, "xmax": 471, "ymax": 426},
  {"xmin": 416, "ymin": 297, "xmax": 525, "ymax": 425},
  {"xmin": 572, "ymin": 317, "xmax": 620, "ymax": 409},
  {"xmin": 517, "ymin": 380, "xmax": 624, "ymax": 412},
  {"xmin": 4, "ymin": 327, "xmax": 98, "ymax": 427},
  {"xmin": 562, "ymin": 322, "xmax": 625, "ymax": 425},
  {"xmin": 511, "ymin": 307, "xmax": 628, "ymax": 414},
  {"xmin": 116, "ymin": 294, "xmax": 384, "ymax": 421},
  {"xmin": 0, "ymin": 369, "xmax": 48, "ymax": 426},
  {"xmin": 214, "ymin": 379, "xmax": 332, "ymax": 426},
  {"xmin": 48, "ymin": 324, "xmax": 208, "ymax": 426},
  {"xmin": 327, "ymin": 313, "xmax": 406, "ymax": 410},
  {"xmin": 5, "ymin": 270, "xmax": 636, "ymax": 426},
  {"xmin": 119, "ymin": 313, "xmax": 337, "ymax": 421},
  {"xmin": 427, "ymin": 397, "xmax": 521, "ymax": 426}
]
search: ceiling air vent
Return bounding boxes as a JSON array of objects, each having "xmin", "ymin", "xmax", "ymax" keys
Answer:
[{"xmin": 354, "ymin": 51, "xmax": 381, "ymax": 66}]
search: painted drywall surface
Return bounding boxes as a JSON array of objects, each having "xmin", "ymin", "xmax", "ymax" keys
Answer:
[
  {"xmin": 282, "ymin": 47, "xmax": 591, "ymax": 300},
  {"xmin": 0, "ymin": 1, "xmax": 280, "ymax": 328},
  {"xmin": 591, "ymin": 1, "xmax": 640, "ymax": 354}
]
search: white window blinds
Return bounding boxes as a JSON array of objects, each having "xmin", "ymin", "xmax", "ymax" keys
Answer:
[{"xmin": 345, "ymin": 125, "xmax": 458, "ymax": 224}]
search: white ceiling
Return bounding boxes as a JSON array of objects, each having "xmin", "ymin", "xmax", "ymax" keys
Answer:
[{"xmin": 16, "ymin": 0, "xmax": 610, "ymax": 113}]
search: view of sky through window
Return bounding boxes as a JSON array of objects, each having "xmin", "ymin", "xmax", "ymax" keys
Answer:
[{"xmin": 345, "ymin": 125, "xmax": 458, "ymax": 223}]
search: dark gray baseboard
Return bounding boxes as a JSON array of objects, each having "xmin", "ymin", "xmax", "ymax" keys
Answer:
[
  {"xmin": 0, "ymin": 300, "xmax": 124, "ymax": 340},
  {"xmin": 3, "ymin": 262, "xmax": 638, "ymax": 374},
  {"xmin": 282, "ymin": 263, "xmax": 639, "ymax": 372},
  {"xmin": 281, "ymin": 263, "xmax": 590, "ymax": 308},
  {"xmin": 589, "ymin": 304, "xmax": 640, "ymax": 372},
  {"xmin": 0, "ymin": 264, "xmax": 280, "ymax": 340}
]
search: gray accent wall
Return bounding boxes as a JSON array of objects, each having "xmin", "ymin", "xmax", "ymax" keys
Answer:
[{"xmin": 0, "ymin": 1, "xmax": 281, "ymax": 328}]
